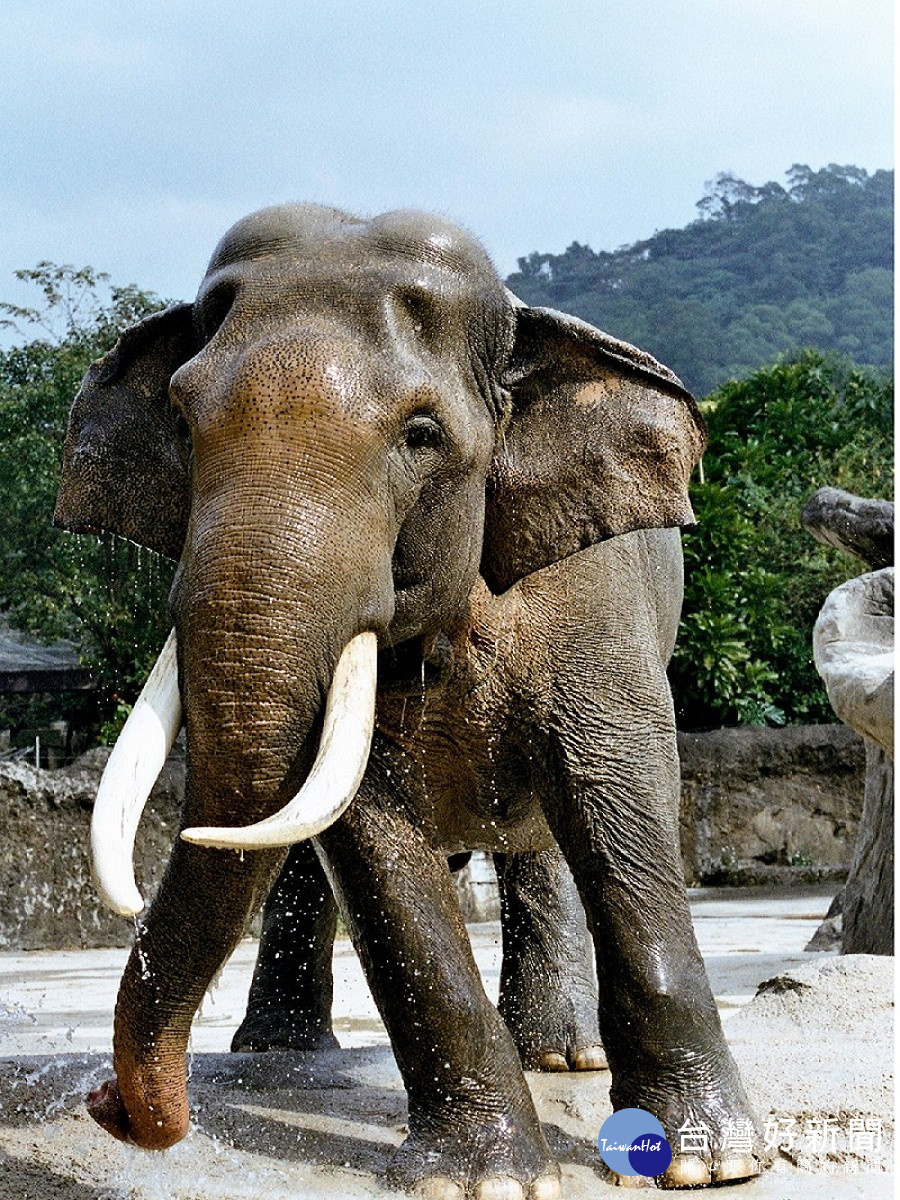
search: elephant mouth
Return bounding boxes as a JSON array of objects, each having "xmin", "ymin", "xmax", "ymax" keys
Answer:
[
  {"xmin": 377, "ymin": 632, "xmax": 454, "ymax": 696},
  {"xmin": 90, "ymin": 631, "xmax": 378, "ymax": 915}
]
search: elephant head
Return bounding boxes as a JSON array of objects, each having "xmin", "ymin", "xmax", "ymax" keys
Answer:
[{"xmin": 55, "ymin": 205, "xmax": 703, "ymax": 1149}]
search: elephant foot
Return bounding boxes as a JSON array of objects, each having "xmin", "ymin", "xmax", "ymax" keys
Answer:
[
  {"xmin": 387, "ymin": 1116, "xmax": 560, "ymax": 1200},
  {"xmin": 497, "ymin": 935, "xmax": 603, "ymax": 1073},
  {"xmin": 230, "ymin": 1008, "xmax": 340, "ymax": 1053},
  {"xmin": 709, "ymin": 1153, "xmax": 762, "ymax": 1183},
  {"xmin": 609, "ymin": 1170, "xmax": 652, "ymax": 1187},
  {"xmin": 609, "ymin": 1151, "xmax": 760, "ymax": 1190},
  {"xmin": 609, "ymin": 1056, "xmax": 766, "ymax": 1189},
  {"xmin": 661, "ymin": 1151, "xmax": 760, "ymax": 1187},
  {"xmin": 500, "ymin": 991, "xmax": 606, "ymax": 1074},
  {"xmin": 409, "ymin": 1178, "xmax": 559, "ymax": 1200},
  {"xmin": 86, "ymin": 1075, "xmax": 189, "ymax": 1150},
  {"xmin": 609, "ymin": 1153, "xmax": 760, "ymax": 1189}
]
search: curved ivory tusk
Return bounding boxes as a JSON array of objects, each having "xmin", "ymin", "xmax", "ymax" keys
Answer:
[
  {"xmin": 91, "ymin": 629, "xmax": 182, "ymax": 916},
  {"xmin": 181, "ymin": 630, "xmax": 377, "ymax": 851}
]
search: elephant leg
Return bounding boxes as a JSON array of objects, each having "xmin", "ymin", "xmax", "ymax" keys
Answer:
[
  {"xmin": 232, "ymin": 840, "xmax": 340, "ymax": 1052},
  {"xmin": 87, "ymin": 841, "xmax": 283, "ymax": 1148},
  {"xmin": 544, "ymin": 719, "xmax": 763, "ymax": 1189},
  {"xmin": 318, "ymin": 789, "xmax": 561, "ymax": 1200},
  {"xmin": 494, "ymin": 847, "xmax": 606, "ymax": 1072},
  {"xmin": 233, "ymin": 850, "xmax": 477, "ymax": 1056}
]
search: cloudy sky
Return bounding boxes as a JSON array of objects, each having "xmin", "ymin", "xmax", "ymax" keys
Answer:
[{"xmin": 0, "ymin": 0, "xmax": 893, "ymax": 321}]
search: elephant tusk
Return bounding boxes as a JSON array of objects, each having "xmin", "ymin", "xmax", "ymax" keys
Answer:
[
  {"xmin": 180, "ymin": 630, "xmax": 377, "ymax": 851},
  {"xmin": 91, "ymin": 629, "xmax": 182, "ymax": 916}
]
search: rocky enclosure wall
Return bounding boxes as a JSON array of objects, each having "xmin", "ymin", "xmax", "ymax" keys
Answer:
[
  {"xmin": 0, "ymin": 725, "xmax": 865, "ymax": 949},
  {"xmin": 677, "ymin": 724, "xmax": 865, "ymax": 885},
  {"xmin": 0, "ymin": 747, "xmax": 184, "ymax": 951}
]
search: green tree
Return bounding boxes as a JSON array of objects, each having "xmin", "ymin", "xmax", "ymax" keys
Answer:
[
  {"xmin": 0, "ymin": 264, "xmax": 175, "ymax": 743},
  {"xmin": 670, "ymin": 351, "xmax": 893, "ymax": 728},
  {"xmin": 506, "ymin": 165, "xmax": 892, "ymax": 395}
]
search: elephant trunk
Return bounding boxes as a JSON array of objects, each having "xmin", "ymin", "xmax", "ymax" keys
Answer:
[
  {"xmin": 180, "ymin": 629, "xmax": 377, "ymax": 849},
  {"xmin": 89, "ymin": 834, "xmax": 285, "ymax": 1148},
  {"xmin": 88, "ymin": 490, "xmax": 394, "ymax": 1150}
]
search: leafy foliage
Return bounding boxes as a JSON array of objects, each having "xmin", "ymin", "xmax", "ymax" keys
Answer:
[
  {"xmin": 507, "ymin": 165, "xmax": 892, "ymax": 396},
  {"xmin": 0, "ymin": 264, "xmax": 175, "ymax": 744},
  {"xmin": 670, "ymin": 351, "xmax": 893, "ymax": 728}
]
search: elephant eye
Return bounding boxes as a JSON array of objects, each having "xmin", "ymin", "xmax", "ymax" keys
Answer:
[{"xmin": 403, "ymin": 414, "xmax": 444, "ymax": 453}]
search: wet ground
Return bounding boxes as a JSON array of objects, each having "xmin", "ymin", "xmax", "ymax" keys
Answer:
[{"xmin": 0, "ymin": 885, "xmax": 893, "ymax": 1198}]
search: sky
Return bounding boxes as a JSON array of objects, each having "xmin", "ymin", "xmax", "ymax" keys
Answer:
[{"xmin": 0, "ymin": 0, "xmax": 893, "ymax": 325}]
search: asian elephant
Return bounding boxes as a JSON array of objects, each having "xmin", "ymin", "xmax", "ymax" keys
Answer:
[{"xmin": 55, "ymin": 204, "xmax": 763, "ymax": 1196}]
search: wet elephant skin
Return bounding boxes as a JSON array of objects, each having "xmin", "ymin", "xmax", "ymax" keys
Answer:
[
  {"xmin": 56, "ymin": 203, "xmax": 762, "ymax": 1196},
  {"xmin": 234, "ymin": 841, "xmax": 605, "ymax": 1075}
]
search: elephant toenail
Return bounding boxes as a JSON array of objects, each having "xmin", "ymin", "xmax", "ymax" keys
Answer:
[
  {"xmin": 414, "ymin": 1178, "xmax": 465, "ymax": 1200},
  {"xmin": 712, "ymin": 1153, "xmax": 760, "ymax": 1182},
  {"xmin": 610, "ymin": 1170, "xmax": 651, "ymax": 1187},
  {"xmin": 660, "ymin": 1154, "xmax": 711, "ymax": 1187},
  {"xmin": 474, "ymin": 1177, "xmax": 525, "ymax": 1200},
  {"xmin": 536, "ymin": 1051, "xmax": 568, "ymax": 1072},
  {"xmin": 572, "ymin": 1045, "xmax": 608, "ymax": 1071},
  {"xmin": 529, "ymin": 1174, "xmax": 562, "ymax": 1200}
]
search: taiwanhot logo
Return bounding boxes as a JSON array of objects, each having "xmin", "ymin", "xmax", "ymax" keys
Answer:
[{"xmin": 597, "ymin": 1107, "xmax": 673, "ymax": 1178}]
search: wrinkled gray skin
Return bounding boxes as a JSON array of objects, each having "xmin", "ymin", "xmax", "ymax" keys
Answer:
[
  {"xmin": 234, "ymin": 842, "xmax": 606, "ymax": 1074},
  {"xmin": 55, "ymin": 204, "xmax": 762, "ymax": 1195}
]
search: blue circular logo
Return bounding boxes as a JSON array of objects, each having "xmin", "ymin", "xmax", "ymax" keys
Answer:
[{"xmin": 598, "ymin": 1108, "xmax": 673, "ymax": 1177}]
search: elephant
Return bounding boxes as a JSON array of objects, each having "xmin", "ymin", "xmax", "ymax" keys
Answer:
[
  {"xmin": 233, "ymin": 840, "xmax": 608, "ymax": 1075},
  {"xmin": 55, "ymin": 203, "xmax": 763, "ymax": 1196}
]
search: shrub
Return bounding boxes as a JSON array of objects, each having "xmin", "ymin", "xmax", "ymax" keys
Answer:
[
  {"xmin": 0, "ymin": 265, "xmax": 175, "ymax": 745},
  {"xmin": 670, "ymin": 350, "xmax": 893, "ymax": 728}
]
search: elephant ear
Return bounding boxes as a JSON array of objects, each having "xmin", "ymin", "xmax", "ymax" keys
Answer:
[
  {"xmin": 481, "ymin": 302, "xmax": 706, "ymax": 593},
  {"xmin": 53, "ymin": 303, "xmax": 197, "ymax": 560}
]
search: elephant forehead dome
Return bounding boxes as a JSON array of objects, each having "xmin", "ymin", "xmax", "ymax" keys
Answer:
[
  {"xmin": 208, "ymin": 204, "xmax": 365, "ymax": 271},
  {"xmin": 365, "ymin": 210, "xmax": 497, "ymax": 276},
  {"xmin": 206, "ymin": 203, "xmax": 497, "ymax": 283}
]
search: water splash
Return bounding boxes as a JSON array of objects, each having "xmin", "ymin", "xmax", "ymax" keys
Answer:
[{"xmin": 133, "ymin": 916, "xmax": 152, "ymax": 981}]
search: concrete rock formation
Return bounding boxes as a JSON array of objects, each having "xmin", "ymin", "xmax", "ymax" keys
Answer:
[{"xmin": 804, "ymin": 487, "xmax": 894, "ymax": 956}]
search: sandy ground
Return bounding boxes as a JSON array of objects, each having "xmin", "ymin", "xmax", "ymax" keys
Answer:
[{"xmin": 0, "ymin": 885, "xmax": 893, "ymax": 1198}]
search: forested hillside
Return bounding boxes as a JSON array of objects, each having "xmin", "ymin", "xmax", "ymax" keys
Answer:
[{"xmin": 507, "ymin": 164, "xmax": 892, "ymax": 397}]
